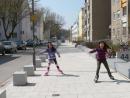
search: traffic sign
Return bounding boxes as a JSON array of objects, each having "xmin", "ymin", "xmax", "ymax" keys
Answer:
[{"xmin": 31, "ymin": 15, "xmax": 37, "ymax": 21}]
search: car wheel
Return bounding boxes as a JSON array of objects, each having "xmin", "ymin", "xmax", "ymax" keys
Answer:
[
  {"xmin": 25, "ymin": 47, "xmax": 27, "ymax": 50},
  {"xmin": 11, "ymin": 48, "xmax": 14, "ymax": 53},
  {"xmin": 2, "ymin": 51, "xmax": 5, "ymax": 56},
  {"xmin": 15, "ymin": 49, "xmax": 17, "ymax": 53}
]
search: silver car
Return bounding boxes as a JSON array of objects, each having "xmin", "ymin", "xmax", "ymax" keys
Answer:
[{"xmin": 3, "ymin": 41, "xmax": 17, "ymax": 53}]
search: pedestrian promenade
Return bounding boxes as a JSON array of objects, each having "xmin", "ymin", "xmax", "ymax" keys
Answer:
[{"xmin": 4, "ymin": 44, "xmax": 130, "ymax": 98}]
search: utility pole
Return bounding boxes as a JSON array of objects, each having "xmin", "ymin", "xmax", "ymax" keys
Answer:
[{"xmin": 32, "ymin": 0, "xmax": 36, "ymax": 71}]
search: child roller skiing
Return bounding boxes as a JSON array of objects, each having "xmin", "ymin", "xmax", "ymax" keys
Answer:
[
  {"xmin": 42, "ymin": 42, "xmax": 64, "ymax": 76},
  {"xmin": 89, "ymin": 41, "xmax": 114, "ymax": 83}
]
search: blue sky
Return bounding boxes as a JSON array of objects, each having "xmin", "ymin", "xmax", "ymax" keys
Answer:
[{"xmin": 38, "ymin": 0, "xmax": 84, "ymax": 29}]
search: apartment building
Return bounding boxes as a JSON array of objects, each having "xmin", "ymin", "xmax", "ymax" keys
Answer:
[
  {"xmin": 111, "ymin": 0, "xmax": 129, "ymax": 44},
  {"xmin": 85, "ymin": 0, "xmax": 111, "ymax": 42},
  {"xmin": 71, "ymin": 21, "xmax": 79, "ymax": 41},
  {"xmin": 34, "ymin": 16, "xmax": 44, "ymax": 41},
  {"xmin": 78, "ymin": 7, "xmax": 86, "ymax": 41}
]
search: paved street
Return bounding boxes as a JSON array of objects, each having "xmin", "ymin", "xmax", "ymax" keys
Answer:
[
  {"xmin": 2, "ymin": 43, "xmax": 130, "ymax": 98},
  {"xmin": 0, "ymin": 47, "xmax": 46, "ymax": 86}
]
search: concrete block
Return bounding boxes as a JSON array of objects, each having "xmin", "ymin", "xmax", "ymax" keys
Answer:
[
  {"xmin": 44, "ymin": 53, "xmax": 48, "ymax": 59},
  {"xmin": 0, "ymin": 89, "xmax": 6, "ymax": 98},
  {"xmin": 36, "ymin": 58, "xmax": 42, "ymax": 67},
  {"xmin": 116, "ymin": 50, "xmax": 130, "ymax": 61},
  {"xmin": 13, "ymin": 71, "xmax": 27, "ymax": 86},
  {"xmin": 116, "ymin": 62, "xmax": 130, "ymax": 79},
  {"xmin": 39, "ymin": 55, "xmax": 46, "ymax": 62},
  {"xmin": 107, "ymin": 58, "xmax": 126, "ymax": 70},
  {"xmin": 24, "ymin": 65, "xmax": 34, "ymax": 76}
]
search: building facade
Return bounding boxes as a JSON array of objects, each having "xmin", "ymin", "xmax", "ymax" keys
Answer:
[
  {"xmin": 85, "ymin": 0, "xmax": 111, "ymax": 42},
  {"xmin": 78, "ymin": 7, "xmax": 86, "ymax": 41},
  {"xmin": 71, "ymin": 21, "xmax": 79, "ymax": 41},
  {"xmin": 34, "ymin": 16, "xmax": 44, "ymax": 41},
  {"xmin": 111, "ymin": 0, "xmax": 129, "ymax": 44}
]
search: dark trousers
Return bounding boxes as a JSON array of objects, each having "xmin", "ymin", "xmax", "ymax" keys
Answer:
[
  {"xmin": 96, "ymin": 60, "xmax": 112, "ymax": 78},
  {"xmin": 49, "ymin": 58, "xmax": 58, "ymax": 64}
]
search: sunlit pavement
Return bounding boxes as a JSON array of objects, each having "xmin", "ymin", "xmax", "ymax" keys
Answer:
[{"xmin": 4, "ymin": 43, "xmax": 130, "ymax": 98}]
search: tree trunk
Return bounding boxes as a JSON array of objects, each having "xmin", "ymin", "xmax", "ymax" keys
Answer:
[{"xmin": 1, "ymin": 17, "xmax": 10, "ymax": 40}]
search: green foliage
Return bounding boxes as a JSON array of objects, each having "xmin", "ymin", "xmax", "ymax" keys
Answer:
[{"xmin": 42, "ymin": 8, "xmax": 65, "ymax": 39}]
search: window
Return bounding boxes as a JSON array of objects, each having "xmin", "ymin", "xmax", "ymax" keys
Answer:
[
  {"xmin": 116, "ymin": 0, "xmax": 119, "ymax": 3},
  {"xmin": 112, "ymin": 29, "xmax": 115, "ymax": 36},
  {"xmin": 123, "ymin": 6, "xmax": 127, "ymax": 16},
  {"xmin": 117, "ymin": 28, "xmax": 120, "ymax": 34},
  {"xmin": 113, "ymin": 12, "xmax": 116, "ymax": 20},
  {"xmin": 113, "ymin": 0, "xmax": 119, "ymax": 4},
  {"xmin": 117, "ymin": 10, "xmax": 121, "ymax": 19},
  {"xmin": 85, "ymin": 9, "xmax": 87, "ymax": 14},
  {"xmin": 0, "ymin": 21, "xmax": 1, "ymax": 26},
  {"xmin": 85, "ymin": 20, "xmax": 87, "ymax": 25},
  {"xmin": 123, "ymin": 27, "xmax": 127, "ymax": 35}
]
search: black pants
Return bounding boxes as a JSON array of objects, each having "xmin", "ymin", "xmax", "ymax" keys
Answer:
[
  {"xmin": 96, "ymin": 60, "xmax": 112, "ymax": 78},
  {"xmin": 49, "ymin": 58, "xmax": 58, "ymax": 64}
]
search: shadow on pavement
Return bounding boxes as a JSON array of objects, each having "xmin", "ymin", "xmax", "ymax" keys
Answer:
[
  {"xmin": 14, "ymin": 83, "xmax": 36, "ymax": 87},
  {"xmin": 27, "ymin": 83, "xmax": 36, "ymax": 86},
  {"xmin": 0, "ymin": 55, "xmax": 20, "ymax": 65},
  {"xmin": 62, "ymin": 74, "xmax": 80, "ymax": 77},
  {"xmin": 97, "ymin": 79, "xmax": 130, "ymax": 84},
  {"xmin": 28, "ymin": 74, "xmax": 41, "ymax": 77},
  {"xmin": 100, "ymin": 71, "xmax": 117, "ymax": 74},
  {"xmin": 46, "ymin": 74, "xmax": 80, "ymax": 77},
  {"xmin": 114, "ymin": 79, "xmax": 130, "ymax": 84}
]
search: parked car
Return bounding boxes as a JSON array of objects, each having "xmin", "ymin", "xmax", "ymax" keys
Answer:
[
  {"xmin": 15, "ymin": 40, "xmax": 27, "ymax": 50},
  {"xmin": 26, "ymin": 40, "xmax": 41, "ymax": 47},
  {"xmin": 3, "ymin": 41, "xmax": 17, "ymax": 53},
  {"xmin": 0, "ymin": 41, "xmax": 5, "ymax": 55},
  {"xmin": 40, "ymin": 40, "xmax": 48, "ymax": 46},
  {"xmin": 26, "ymin": 40, "xmax": 34, "ymax": 47}
]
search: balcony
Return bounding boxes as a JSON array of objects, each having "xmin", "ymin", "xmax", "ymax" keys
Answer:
[{"xmin": 121, "ymin": 0, "xmax": 127, "ymax": 3}]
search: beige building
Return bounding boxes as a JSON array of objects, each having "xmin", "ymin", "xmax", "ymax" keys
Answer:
[
  {"xmin": 71, "ymin": 21, "xmax": 79, "ymax": 41},
  {"xmin": 111, "ymin": 0, "xmax": 129, "ymax": 44},
  {"xmin": 78, "ymin": 7, "xmax": 86, "ymax": 41},
  {"xmin": 85, "ymin": 0, "xmax": 111, "ymax": 42}
]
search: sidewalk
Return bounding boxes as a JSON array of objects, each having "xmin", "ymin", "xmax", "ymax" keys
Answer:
[{"xmin": 4, "ymin": 44, "xmax": 130, "ymax": 98}]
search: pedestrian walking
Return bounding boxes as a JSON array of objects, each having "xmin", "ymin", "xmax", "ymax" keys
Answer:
[
  {"xmin": 42, "ymin": 42, "xmax": 64, "ymax": 76},
  {"xmin": 75, "ymin": 43, "xmax": 78, "ymax": 48},
  {"xmin": 89, "ymin": 41, "xmax": 114, "ymax": 83}
]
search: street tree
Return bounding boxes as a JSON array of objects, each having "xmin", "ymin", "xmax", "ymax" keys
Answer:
[
  {"xmin": 0, "ymin": 0, "xmax": 29, "ymax": 40},
  {"xmin": 42, "ymin": 8, "xmax": 65, "ymax": 39}
]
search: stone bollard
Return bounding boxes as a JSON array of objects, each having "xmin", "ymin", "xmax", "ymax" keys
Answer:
[
  {"xmin": 44, "ymin": 53, "xmax": 48, "ymax": 59},
  {"xmin": 0, "ymin": 89, "xmax": 6, "ymax": 98},
  {"xmin": 24, "ymin": 65, "xmax": 34, "ymax": 76},
  {"xmin": 13, "ymin": 71, "xmax": 27, "ymax": 86},
  {"xmin": 36, "ymin": 58, "xmax": 42, "ymax": 68},
  {"xmin": 40, "ymin": 55, "xmax": 46, "ymax": 62}
]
